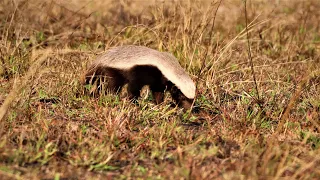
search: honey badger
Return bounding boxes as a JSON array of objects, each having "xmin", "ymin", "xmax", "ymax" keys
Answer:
[{"xmin": 81, "ymin": 45, "xmax": 196, "ymax": 110}]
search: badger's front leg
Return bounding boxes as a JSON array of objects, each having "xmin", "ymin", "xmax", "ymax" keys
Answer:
[
  {"xmin": 169, "ymin": 85, "xmax": 194, "ymax": 110},
  {"xmin": 127, "ymin": 82, "xmax": 144, "ymax": 102},
  {"xmin": 150, "ymin": 84, "xmax": 166, "ymax": 104}
]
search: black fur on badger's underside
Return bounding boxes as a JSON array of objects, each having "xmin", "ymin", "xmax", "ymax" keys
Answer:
[{"xmin": 84, "ymin": 65, "xmax": 193, "ymax": 108}]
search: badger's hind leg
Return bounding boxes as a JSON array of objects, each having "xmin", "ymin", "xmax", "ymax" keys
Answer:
[
  {"xmin": 127, "ymin": 81, "xmax": 144, "ymax": 102},
  {"xmin": 83, "ymin": 67, "xmax": 125, "ymax": 95}
]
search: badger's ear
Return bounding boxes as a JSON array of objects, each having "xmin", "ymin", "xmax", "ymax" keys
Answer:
[
  {"xmin": 81, "ymin": 66, "xmax": 97, "ymax": 84},
  {"xmin": 180, "ymin": 98, "xmax": 193, "ymax": 110},
  {"xmin": 179, "ymin": 98, "xmax": 200, "ymax": 113},
  {"xmin": 80, "ymin": 71, "xmax": 87, "ymax": 85}
]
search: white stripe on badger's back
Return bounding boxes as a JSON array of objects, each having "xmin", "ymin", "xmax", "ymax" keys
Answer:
[{"xmin": 90, "ymin": 45, "xmax": 196, "ymax": 99}]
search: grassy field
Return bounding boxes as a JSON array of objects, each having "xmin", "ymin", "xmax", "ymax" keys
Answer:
[{"xmin": 0, "ymin": 0, "xmax": 320, "ymax": 179}]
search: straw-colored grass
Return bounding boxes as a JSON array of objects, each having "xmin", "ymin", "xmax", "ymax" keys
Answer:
[{"xmin": 0, "ymin": 0, "xmax": 319, "ymax": 179}]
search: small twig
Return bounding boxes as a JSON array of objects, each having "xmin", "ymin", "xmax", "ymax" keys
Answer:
[
  {"xmin": 206, "ymin": 15, "xmax": 268, "ymax": 73},
  {"xmin": 190, "ymin": 0, "xmax": 223, "ymax": 112},
  {"xmin": 244, "ymin": 0, "xmax": 261, "ymax": 106},
  {"xmin": 276, "ymin": 70, "xmax": 319, "ymax": 133}
]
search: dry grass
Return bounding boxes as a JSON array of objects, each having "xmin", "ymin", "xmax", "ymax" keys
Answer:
[{"xmin": 0, "ymin": 0, "xmax": 320, "ymax": 179}]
